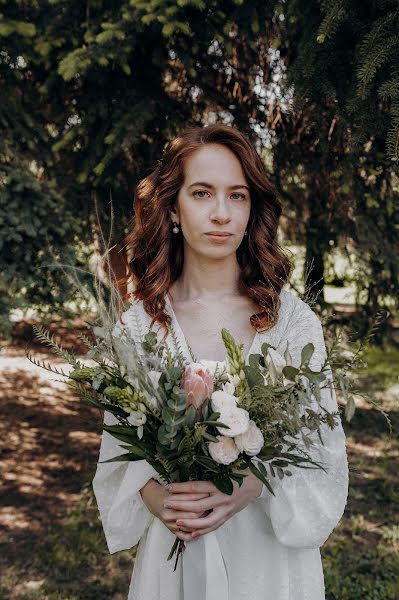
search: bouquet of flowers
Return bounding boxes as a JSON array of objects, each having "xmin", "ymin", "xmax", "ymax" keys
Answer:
[{"xmin": 27, "ymin": 295, "xmax": 352, "ymax": 570}]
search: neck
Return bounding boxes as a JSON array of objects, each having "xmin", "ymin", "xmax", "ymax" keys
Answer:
[{"xmin": 170, "ymin": 251, "xmax": 242, "ymax": 301}]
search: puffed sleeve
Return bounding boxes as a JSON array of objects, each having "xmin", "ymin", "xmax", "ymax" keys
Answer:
[
  {"xmin": 254, "ymin": 300, "xmax": 349, "ymax": 549},
  {"xmin": 91, "ymin": 307, "xmax": 161, "ymax": 553}
]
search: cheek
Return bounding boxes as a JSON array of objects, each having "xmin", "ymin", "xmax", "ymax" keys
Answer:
[
  {"xmin": 232, "ymin": 208, "xmax": 251, "ymax": 234},
  {"xmin": 180, "ymin": 206, "xmax": 207, "ymax": 237}
]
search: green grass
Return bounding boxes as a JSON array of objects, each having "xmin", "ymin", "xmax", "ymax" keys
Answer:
[
  {"xmin": 321, "ymin": 343, "xmax": 399, "ymax": 600},
  {"xmin": 351, "ymin": 343, "xmax": 399, "ymax": 391},
  {"xmin": 0, "ymin": 481, "xmax": 134, "ymax": 600}
]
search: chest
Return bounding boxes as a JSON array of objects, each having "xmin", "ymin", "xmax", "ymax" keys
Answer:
[{"xmin": 167, "ymin": 295, "xmax": 260, "ymax": 362}]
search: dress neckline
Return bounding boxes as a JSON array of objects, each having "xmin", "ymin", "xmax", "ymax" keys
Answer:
[{"xmin": 165, "ymin": 292, "xmax": 259, "ymax": 364}]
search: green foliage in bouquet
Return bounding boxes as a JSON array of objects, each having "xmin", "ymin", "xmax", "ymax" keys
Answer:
[{"xmin": 27, "ymin": 296, "xmax": 392, "ymax": 498}]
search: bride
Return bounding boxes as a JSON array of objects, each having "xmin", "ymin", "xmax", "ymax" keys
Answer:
[{"xmin": 92, "ymin": 123, "xmax": 349, "ymax": 599}]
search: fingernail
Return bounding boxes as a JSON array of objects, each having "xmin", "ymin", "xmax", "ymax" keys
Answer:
[
  {"xmin": 164, "ymin": 484, "xmax": 172, "ymax": 491},
  {"xmin": 164, "ymin": 501, "xmax": 172, "ymax": 508}
]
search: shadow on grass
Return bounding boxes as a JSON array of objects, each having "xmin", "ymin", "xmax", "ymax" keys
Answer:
[
  {"xmin": 0, "ymin": 481, "xmax": 134, "ymax": 600},
  {"xmin": 321, "ymin": 344, "xmax": 399, "ymax": 600}
]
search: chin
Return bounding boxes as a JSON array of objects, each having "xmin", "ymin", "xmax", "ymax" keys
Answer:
[{"xmin": 201, "ymin": 248, "xmax": 236, "ymax": 259}]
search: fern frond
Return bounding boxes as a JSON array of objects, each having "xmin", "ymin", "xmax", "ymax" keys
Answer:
[
  {"xmin": 129, "ymin": 300, "xmax": 145, "ymax": 343},
  {"xmin": 186, "ymin": 341, "xmax": 197, "ymax": 362},
  {"xmin": 25, "ymin": 347, "xmax": 71, "ymax": 378},
  {"xmin": 76, "ymin": 332, "xmax": 96, "ymax": 351},
  {"xmin": 154, "ymin": 452, "xmax": 174, "ymax": 473},
  {"xmin": 179, "ymin": 425, "xmax": 195, "ymax": 454},
  {"xmin": 169, "ymin": 325, "xmax": 191, "ymax": 363},
  {"xmin": 31, "ymin": 325, "xmax": 82, "ymax": 368},
  {"xmin": 193, "ymin": 423, "xmax": 206, "ymax": 446}
]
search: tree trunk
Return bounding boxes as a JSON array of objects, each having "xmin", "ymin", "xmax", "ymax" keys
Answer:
[{"xmin": 304, "ymin": 206, "xmax": 326, "ymax": 306}]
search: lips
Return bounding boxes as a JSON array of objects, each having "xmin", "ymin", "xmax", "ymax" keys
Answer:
[
  {"xmin": 205, "ymin": 232, "xmax": 232, "ymax": 243},
  {"xmin": 205, "ymin": 233, "xmax": 232, "ymax": 236}
]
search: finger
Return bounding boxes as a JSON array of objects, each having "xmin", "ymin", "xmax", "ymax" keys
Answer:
[
  {"xmin": 176, "ymin": 507, "xmax": 224, "ymax": 531},
  {"xmin": 175, "ymin": 524, "xmax": 193, "ymax": 533},
  {"xmin": 163, "ymin": 508, "xmax": 210, "ymax": 523},
  {"xmin": 171, "ymin": 510, "xmax": 208, "ymax": 520},
  {"xmin": 170, "ymin": 524, "xmax": 193, "ymax": 541},
  {"xmin": 165, "ymin": 481, "xmax": 218, "ymax": 494},
  {"xmin": 165, "ymin": 492, "xmax": 210, "ymax": 502},
  {"xmin": 164, "ymin": 495, "xmax": 217, "ymax": 514},
  {"xmin": 190, "ymin": 525, "xmax": 215, "ymax": 538},
  {"xmin": 175, "ymin": 530, "xmax": 192, "ymax": 542}
]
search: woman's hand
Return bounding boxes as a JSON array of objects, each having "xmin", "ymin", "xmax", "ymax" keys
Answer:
[
  {"xmin": 139, "ymin": 479, "xmax": 211, "ymax": 542},
  {"xmin": 162, "ymin": 469, "xmax": 263, "ymax": 539}
]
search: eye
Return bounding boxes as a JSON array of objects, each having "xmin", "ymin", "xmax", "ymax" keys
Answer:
[
  {"xmin": 193, "ymin": 190, "xmax": 210, "ymax": 198},
  {"xmin": 231, "ymin": 192, "xmax": 246, "ymax": 200}
]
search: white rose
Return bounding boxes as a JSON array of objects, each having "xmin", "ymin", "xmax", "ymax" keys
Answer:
[
  {"xmin": 265, "ymin": 348, "xmax": 286, "ymax": 384},
  {"xmin": 234, "ymin": 420, "xmax": 264, "ymax": 456},
  {"xmin": 208, "ymin": 435, "xmax": 240, "ymax": 465},
  {"xmin": 216, "ymin": 406, "xmax": 250, "ymax": 437},
  {"xmin": 211, "ymin": 390, "xmax": 238, "ymax": 412}
]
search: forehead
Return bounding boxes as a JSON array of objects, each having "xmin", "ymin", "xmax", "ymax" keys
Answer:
[{"xmin": 183, "ymin": 144, "xmax": 247, "ymax": 185}]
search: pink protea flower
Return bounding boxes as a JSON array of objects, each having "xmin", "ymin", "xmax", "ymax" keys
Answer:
[{"xmin": 181, "ymin": 362, "xmax": 214, "ymax": 418}]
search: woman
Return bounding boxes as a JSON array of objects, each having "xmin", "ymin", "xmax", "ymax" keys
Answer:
[{"xmin": 92, "ymin": 124, "xmax": 349, "ymax": 600}]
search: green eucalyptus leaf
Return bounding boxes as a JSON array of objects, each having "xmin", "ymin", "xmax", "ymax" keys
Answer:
[
  {"xmin": 184, "ymin": 404, "xmax": 196, "ymax": 426},
  {"xmin": 345, "ymin": 395, "xmax": 356, "ymax": 421},
  {"xmin": 282, "ymin": 365, "xmax": 299, "ymax": 381},
  {"xmin": 301, "ymin": 343, "xmax": 315, "ymax": 366}
]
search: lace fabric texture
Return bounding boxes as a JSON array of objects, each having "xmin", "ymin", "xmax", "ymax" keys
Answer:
[{"xmin": 92, "ymin": 288, "xmax": 349, "ymax": 600}]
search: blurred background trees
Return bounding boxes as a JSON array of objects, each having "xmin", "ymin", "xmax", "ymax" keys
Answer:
[{"xmin": 1, "ymin": 0, "xmax": 398, "ymax": 341}]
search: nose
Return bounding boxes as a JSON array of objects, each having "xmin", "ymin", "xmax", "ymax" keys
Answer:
[{"xmin": 210, "ymin": 195, "xmax": 232, "ymax": 224}]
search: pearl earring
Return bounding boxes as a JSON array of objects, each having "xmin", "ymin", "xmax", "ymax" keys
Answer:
[
  {"xmin": 172, "ymin": 221, "xmax": 180, "ymax": 234},
  {"xmin": 244, "ymin": 230, "xmax": 248, "ymax": 236}
]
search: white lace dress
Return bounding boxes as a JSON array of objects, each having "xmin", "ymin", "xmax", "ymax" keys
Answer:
[{"xmin": 92, "ymin": 288, "xmax": 349, "ymax": 600}]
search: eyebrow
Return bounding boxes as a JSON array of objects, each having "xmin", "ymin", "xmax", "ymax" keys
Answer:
[{"xmin": 187, "ymin": 181, "xmax": 250, "ymax": 192}]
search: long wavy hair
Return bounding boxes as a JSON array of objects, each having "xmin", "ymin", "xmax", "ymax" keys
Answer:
[{"xmin": 117, "ymin": 123, "xmax": 293, "ymax": 340}]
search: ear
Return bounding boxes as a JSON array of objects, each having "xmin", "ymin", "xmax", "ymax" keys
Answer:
[{"xmin": 169, "ymin": 205, "xmax": 179, "ymax": 223}]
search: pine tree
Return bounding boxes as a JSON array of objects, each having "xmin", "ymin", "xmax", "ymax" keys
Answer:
[{"xmin": 268, "ymin": 0, "xmax": 399, "ymax": 315}]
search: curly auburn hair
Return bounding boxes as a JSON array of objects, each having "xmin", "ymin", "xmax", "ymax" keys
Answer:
[{"xmin": 117, "ymin": 123, "xmax": 293, "ymax": 341}]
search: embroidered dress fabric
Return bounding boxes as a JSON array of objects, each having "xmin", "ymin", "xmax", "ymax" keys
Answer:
[{"xmin": 92, "ymin": 288, "xmax": 349, "ymax": 600}]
